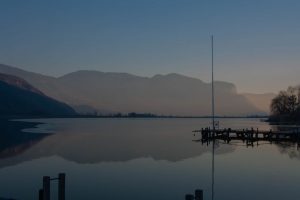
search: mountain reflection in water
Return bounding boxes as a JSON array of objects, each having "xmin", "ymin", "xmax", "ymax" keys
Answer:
[
  {"xmin": 0, "ymin": 118, "xmax": 300, "ymax": 200},
  {"xmin": 0, "ymin": 119, "xmax": 235, "ymax": 168}
]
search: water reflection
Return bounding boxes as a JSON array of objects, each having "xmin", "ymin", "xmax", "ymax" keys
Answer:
[
  {"xmin": 1, "ymin": 118, "xmax": 300, "ymax": 200},
  {"xmin": 277, "ymin": 142, "xmax": 300, "ymax": 159},
  {"xmin": 0, "ymin": 119, "xmax": 49, "ymax": 160},
  {"xmin": 0, "ymin": 119, "xmax": 235, "ymax": 168},
  {"xmin": 2, "ymin": 118, "xmax": 299, "ymax": 167}
]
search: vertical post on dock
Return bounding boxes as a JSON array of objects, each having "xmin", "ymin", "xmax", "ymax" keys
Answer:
[
  {"xmin": 256, "ymin": 128, "xmax": 259, "ymax": 146},
  {"xmin": 242, "ymin": 129, "xmax": 245, "ymax": 141},
  {"xmin": 58, "ymin": 173, "xmax": 66, "ymax": 200},
  {"xmin": 256, "ymin": 128, "xmax": 258, "ymax": 140},
  {"xmin": 195, "ymin": 189, "xmax": 203, "ymax": 200},
  {"xmin": 296, "ymin": 128, "xmax": 300, "ymax": 150},
  {"xmin": 269, "ymin": 129, "xmax": 273, "ymax": 143},
  {"xmin": 226, "ymin": 128, "xmax": 230, "ymax": 143},
  {"xmin": 185, "ymin": 194, "xmax": 194, "ymax": 200},
  {"xmin": 43, "ymin": 176, "xmax": 50, "ymax": 200},
  {"xmin": 39, "ymin": 189, "xmax": 43, "ymax": 200}
]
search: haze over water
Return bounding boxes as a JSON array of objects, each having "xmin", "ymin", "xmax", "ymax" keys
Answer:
[{"xmin": 0, "ymin": 118, "xmax": 299, "ymax": 200}]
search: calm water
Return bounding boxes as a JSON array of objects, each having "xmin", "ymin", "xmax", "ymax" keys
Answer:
[{"xmin": 0, "ymin": 118, "xmax": 300, "ymax": 200}]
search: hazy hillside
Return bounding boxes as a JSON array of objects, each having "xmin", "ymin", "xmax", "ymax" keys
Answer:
[
  {"xmin": 243, "ymin": 93, "xmax": 276, "ymax": 114},
  {"xmin": 0, "ymin": 64, "xmax": 269, "ymax": 116},
  {"xmin": 0, "ymin": 73, "xmax": 76, "ymax": 116}
]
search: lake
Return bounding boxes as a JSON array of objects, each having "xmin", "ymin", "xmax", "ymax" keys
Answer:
[{"xmin": 0, "ymin": 118, "xmax": 299, "ymax": 200}]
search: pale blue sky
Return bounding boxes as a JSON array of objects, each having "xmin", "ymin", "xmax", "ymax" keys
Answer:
[{"xmin": 0, "ymin": 0, "xmax": 300, "ymax": 93}]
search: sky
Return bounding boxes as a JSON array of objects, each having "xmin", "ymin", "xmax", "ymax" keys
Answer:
[{"xmin": 0, "ymin": 0, "xmax": 300, "ymax": 94}]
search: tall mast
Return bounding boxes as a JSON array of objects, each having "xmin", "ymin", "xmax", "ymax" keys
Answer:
[
  {"xmin": 211, "ymin": 35, "xmax": 215, "ymax": 132},
  {"xmin": 211, "ymin": 35, "xmax": 215, "ymax": 200}
]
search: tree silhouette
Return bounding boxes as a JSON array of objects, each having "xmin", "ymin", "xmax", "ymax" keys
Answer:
[{"xmin": 270, "ymin": 86, "xmax": 300, "ymax": 122}]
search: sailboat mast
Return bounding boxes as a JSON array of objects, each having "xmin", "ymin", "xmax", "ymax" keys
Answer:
[
  {"xmin": 211, "ymin": 35, "xmax": 215, "ymax": 131},
  {"xmin": 211, "ymin": 35, "xmax": 215, "ymax": 200}
]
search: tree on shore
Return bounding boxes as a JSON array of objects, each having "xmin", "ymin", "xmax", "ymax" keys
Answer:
[{"xmin": 270, "ymin": 86, "xmax": 300, "ymax": 122}]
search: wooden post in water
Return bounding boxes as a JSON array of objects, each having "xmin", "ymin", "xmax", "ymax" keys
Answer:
[
  {"xmin": 195, "ymin": 189, "xmax": 203, "ymax": 200},
  {"xmin": 58, "ymin": 173, "xmax": 66, "ymax": 200},
  {"xmin": 225, "ymin": 128, "xmax": 228, "ymax": 143},
  {"xmin": 39, "ymin": 189, "xmax": 43, "ymax": 200},
  {"xmin": 43, "ymin": 176, "xmax": 50, "ymax": 200},
  {"xmin": 256, "ymin": 128, "xmax": 258, "ymax": 140},
  {"xmin": 185, "ymin": 194, "xmax": 194, "ymax": 200},
  {"xmin": 242, "ymin": 129, "xmax": 245, "ymax": 141},
  {"xmin": 256, "ymin": 128, "xmax": 259, "ymax": 145},
  {"xmin": 296, "ymin": 128, "xmax": 299, "ymax": 150}
]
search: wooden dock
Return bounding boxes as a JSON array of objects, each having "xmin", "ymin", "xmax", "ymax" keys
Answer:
[{"xmin": 193, "ymin": 127, "xmax": 300, "ymax": 146}]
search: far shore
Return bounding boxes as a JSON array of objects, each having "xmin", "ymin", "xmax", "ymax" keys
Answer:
[{"xmin": 1, "ymin": 114, "xmax": 269, "ymax": 120}]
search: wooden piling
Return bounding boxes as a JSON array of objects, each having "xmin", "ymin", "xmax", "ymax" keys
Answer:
[
  {"xmin": 58, "ymin": 173, "xmax": 66, "ymax": 200},
  {"xmin": 241, "ymin": 129, "xmax": 245, "ymax": 142},
  {"xmin": 195, "ymin": 189, "xmax": 203, "ymax": 200},
  {"xmin": 43, "ymin": 176, "xmax": 50, "ymax": 200},
  {"xmin": 185, "ymin": 194, "xmax": 194, "ymax": 200},
  {"xmin": 256, "ymin": 128, "xmax": 258, "ymax": 139},
  {"xmin": 197, "ymin": 127, "xmax": 300, "ymax": 145},
  {"xmin": 39, "ymin": 189, "xmax": 43, "ymax": 200}
]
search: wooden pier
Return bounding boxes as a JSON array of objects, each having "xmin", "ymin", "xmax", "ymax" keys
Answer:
[
  {"xmin": 193, "ymin": 127, "xmax": 300, "ymax": 146},
  {"xmin": 39, "ymin": 173, "xmax": 65, "ymax": 200}
]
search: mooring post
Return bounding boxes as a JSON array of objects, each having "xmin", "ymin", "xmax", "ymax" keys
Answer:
[
  {"xmin": 246, "ymin": 129, "xmax": 249, "ymax": 142},
  {"xmin": 256, "ymin": 128, "xmax": 258, "ymax": 140},
  {"xmin": 58, "ymin": 173, "xmax": 66, "ymax": 200},
  {"xmin": 185, "ymin": 194, "xmax": 194, "ymax": 200},
  {"xmin": 43, "ymin": 176, "xmax": 50, "ymax": 200},
  {"xmin": 226, "ymin": 128, "xmax": 230, "ymax": 143},
  {"xmin": 195, "ymin": 189, "xmax": 203, "ymax": 200},
  {"xmin": 242, "ymin": 129, "xmax": 245, "ymax": 140},
  {"xmin": 39, "ymin": 189, "xmax": 43, "ymax": 200}
]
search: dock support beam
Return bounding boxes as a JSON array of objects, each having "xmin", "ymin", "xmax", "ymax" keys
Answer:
[
  {"xmin": 185, "ymin": 189, "xmax": 203, "ymax": 200},
  {"xmin": 39, "ymin": 189, "xmax": 43, "ymax": 200},
  {"xmin": 195, "ymin": 189, "xmax": 203, "ymax": 200},
  {"xmin": 39, "ymin": 173, "xmax": 66, "ymax": 200},
  {"xmin": 185, "ymin": 194, "xmax": 194, "ymax": 200},
  {"xmin": 59, "ymin": 173, "xmax": 66, "ymax": 200},
  {"xmin": 43, "ymin": 176, "xmax": 50, "ymax": 200}
]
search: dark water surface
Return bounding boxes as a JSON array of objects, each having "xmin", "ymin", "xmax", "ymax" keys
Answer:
[{"xmin": 0, "ymin": 118, "xmax": 299, "ymax": 200}]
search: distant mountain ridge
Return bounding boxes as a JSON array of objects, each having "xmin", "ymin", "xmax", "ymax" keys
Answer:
[
  {"xmin": 0, "ymin": 64, "xmax": 271, "ymax": 116},
  {"xmin": 0, "ymin": 73, "xmax": 43, "ymax": 95},
  {"xmin": 0, "ymin": 72, "xmax": 76, "ymax": 116}
]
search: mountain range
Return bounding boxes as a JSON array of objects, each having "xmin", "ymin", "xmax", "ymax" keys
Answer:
[
  {"xmin": 0, "ymin": 72, "xmax": 76, "ymax": 116},
  {"xmin": 0, "ymin": 64, "xmax": 275, "ymax": 116}
]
